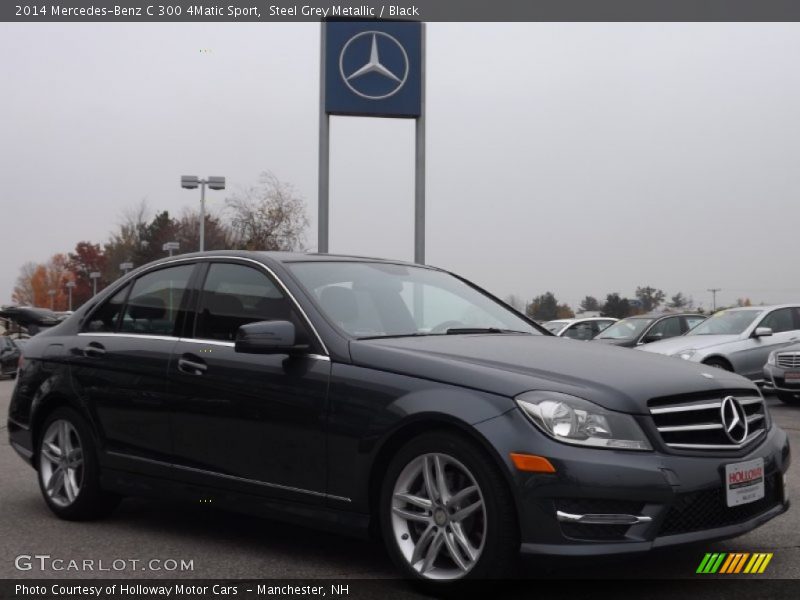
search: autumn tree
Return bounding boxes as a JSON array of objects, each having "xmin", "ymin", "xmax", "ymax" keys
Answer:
[
  {"xmin": 526, "ymin": 293, "xmax": 573, "ymax": 321},
  {"xmin": 175, "ymin": 208, "xmax": 231, "ymax": 253},
  {"xmin": 12, "ymin": 255, "xmax": 71, "ymax": 309},
  {"xmin": 226, "ymin": 172, "xmax": 309, "ymax": 251},
  {"xmin": 601, "ymin": 293, "xmax": 633, "ymax": 319},
  {"xmin": 67, "ymin": 242, "xmax": 107, "ymax": 308},
  {"xmin": 635, "ymin": 286, "xmax": 666, "ymax": 313}
]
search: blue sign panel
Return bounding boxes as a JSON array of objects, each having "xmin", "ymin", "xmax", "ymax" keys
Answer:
[{"xmin": 325, "ymin": 21, "xmax": 422, "ymax": 118}]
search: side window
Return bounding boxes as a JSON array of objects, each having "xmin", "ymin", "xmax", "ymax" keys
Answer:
[
  {"xmin": 564, "ymin": 322, "xmax": 594, "ymax": 340},
  {"xmin": 760, "ymin": 308, "xmax": 794, "ymax": 334},
  {"xmin": 647, "ymin": 317, "xmax": 682, "ymax": 340},
  {"xmin": 195, "ymin": 263, "xmax": 297, "ymax": 342},
  {"xmin": 685, "ymin": 316, "xmax": 705, "ymax": 331},
  {"xmin": 597, "ymin": 320, "xmax": 615, "ymax": 333},
  {"xmin": 119, "ymin": 265, "xmax": 194, "ymax": 336},
  {"xmin": 84, "ymin": 284, "xmax": 131, "ymax": 333}
]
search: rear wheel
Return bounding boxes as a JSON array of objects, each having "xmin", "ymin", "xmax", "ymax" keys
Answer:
[
  {"xmin": 777, "ymin": 391, "xmax": 800, "ymax": 406},
  {"xmin": 37, "ymin": 407, "xmax": 119, "ymax": 520},
  {"xmin": 380, "ymin": 432, "xmax": 518, "ymax": 583}
]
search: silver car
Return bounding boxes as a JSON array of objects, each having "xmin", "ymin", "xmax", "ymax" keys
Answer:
[
  {"xmin": 638, "ymin": 304, "xmax": 800, "ymax": 382},
  {"xmin": 543, "ymin": 317, "xmax": 617, "ymax": 340}
]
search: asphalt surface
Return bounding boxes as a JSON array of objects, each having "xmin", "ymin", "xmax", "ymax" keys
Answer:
[{"xmin": 1, "ymin": 377, "xmax": 798, "ymax": 584}]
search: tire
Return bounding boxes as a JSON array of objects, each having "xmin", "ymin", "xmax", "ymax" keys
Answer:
[
  {"xmin": 703, "ymin": 358, "xmax": 732, "ymax": 371},
  {"xmin": 37, "ymin": 407, "xmax": 120, "ymax": 520},
  {"xmin": 777, "ymin": 391, "xmax": 800, "ymax": 406},
  {"xmin": 379, "ymin": 431, "xmax": 518, "ymax": 583}
]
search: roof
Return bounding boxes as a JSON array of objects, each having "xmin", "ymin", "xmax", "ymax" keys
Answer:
[{"xmin": 145, "ymin": 250, "xmax": 430, "ymax": 269}]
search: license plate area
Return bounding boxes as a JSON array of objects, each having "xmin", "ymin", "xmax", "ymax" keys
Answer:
[
  {"xmin": 725, "ymin": 458, "xmax": 765, "ymax": 507},
  {"xmin": 784, "ymin": 371, "xmax": 800, "ymax": 385}
]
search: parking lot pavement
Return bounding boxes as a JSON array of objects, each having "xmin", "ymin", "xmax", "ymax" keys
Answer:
[{"xmin": 0, "ymin": 377, "xmax": 797, "ymax": 581}]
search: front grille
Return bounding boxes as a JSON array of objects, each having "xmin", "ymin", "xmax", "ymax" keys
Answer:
[
  {"xmin": 648, "ymin": 391, "xmax": 766, "ymax": 450},
  {"xmin": 659, "ymin": 474, "xmax": 780, "ymax": 536},
  {"xmin": 776, "ymin": 352, "xmax": 800, "ymax": 369}
]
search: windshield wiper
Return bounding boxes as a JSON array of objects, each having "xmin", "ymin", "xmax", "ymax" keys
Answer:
[
  {"xmin": 357, "ymin": 332, "xmax": 441, "ymax": 340},
  {"xmin": 445, "ymin": 327, "xmax": 529, "ymax": 335}
]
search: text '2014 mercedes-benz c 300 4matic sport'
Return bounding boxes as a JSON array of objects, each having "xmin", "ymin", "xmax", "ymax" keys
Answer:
[{"xmin": 7, "ymin": 253, "xmax": 792, "ymax": 583}]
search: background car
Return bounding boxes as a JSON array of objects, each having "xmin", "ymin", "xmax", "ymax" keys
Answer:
[
  {"xmin": 593, "ymin": 313, "xmax": 707, "ymax": 348},
  {"xmin": 543, "ymin": 317, "xmax": 617, "ymax": 340},
  {"xmin": 639, "ymin": 305, "xmax": 800, "ymax": 382},
  {"xmin": 764, "ymin": 343, "xmax": 800, "ymax": 405},
  {"xmin": 0, "ymin": 336, "xmax": 21, "ymax": 378}
]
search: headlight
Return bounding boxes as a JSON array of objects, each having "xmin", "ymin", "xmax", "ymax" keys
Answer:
[
  {"xmin": 673, "ymin": 349, "xmax": 697, "ymax": 360},
  {"xmin": 515, "ymin": 391, "xmax": 652, "ymax": 451},
  {"xmin": 767, "ymin": 351, "xmax": 777, "ymax": 366}
]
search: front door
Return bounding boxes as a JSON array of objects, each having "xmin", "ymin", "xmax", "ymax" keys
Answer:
[{"xmin": 166, "ymin": 261, "xmax": 330, "ymax": 504}]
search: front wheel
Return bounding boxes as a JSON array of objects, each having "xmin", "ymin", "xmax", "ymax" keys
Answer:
[
  {"xmin": 37, "ymin": 407, "xmax": 120, "ymax": 520},
  {"xmin": 380, "ymin": 432, "xmax": 518, "ymax": 582},
  {"xmin": 777, "ymin": 391, "xmax": 800, "ymax": 406}
]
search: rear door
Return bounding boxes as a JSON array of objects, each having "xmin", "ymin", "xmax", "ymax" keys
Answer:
[
  {"xmin": 70, "ymin": 263, "xmax": 196, "ymax": 466},
  {"xmin": 166, "ymin": 260, "xmax": 331, "ymax": 504}
]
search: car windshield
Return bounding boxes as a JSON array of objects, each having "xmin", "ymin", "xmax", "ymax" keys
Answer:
[
  {"xmin": 596, "ymin": 317, "xmax": 654, "ymax": 340},
  {"xmin": 688, "ymin": 309, "xmax": 763, "ymax": 336},
  {"xmin": 543, "ymin": 321, "xmax": 568, "ymax": 333},
  {"xmin": 287, "ymin": 261, "xmax": 542, "ymax": 339}
]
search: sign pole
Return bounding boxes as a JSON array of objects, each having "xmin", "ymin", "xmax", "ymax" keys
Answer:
[
  {"xmin": 318, "ymin": 22, "xmax": 330, "ymax": 254},
  {"xmin": 414, "ymin": 24, "xmax": 426, "ymax": 265}
]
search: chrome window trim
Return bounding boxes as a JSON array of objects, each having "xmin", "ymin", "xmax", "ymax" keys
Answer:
[
  {"xmin": 77, "ymin": 333, "xmax": 331, "ymax": 361},
  {"xmin": 81, "ymin": 255, "xmax": 330, "ymax": 356},
  {"xmin": 107, "ymin": 451, "xmax": 350, "ymax": 502}
]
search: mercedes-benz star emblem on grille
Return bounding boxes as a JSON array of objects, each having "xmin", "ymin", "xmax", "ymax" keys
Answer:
[
  {"xmin": 720, "ymin": 396, "xmax": 748, "ymax": 444},
  {"xmin": 339, "ymin": 31, "xmax": 409, "ymax": 100}
]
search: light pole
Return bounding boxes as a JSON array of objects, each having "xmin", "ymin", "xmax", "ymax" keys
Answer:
[
  {"xmin": 90, "ymin": 272, "xmax": 101, "ymax": 296},
  {"xmin": 48, "ymin": 290, "xmax": 56, "ymax": 310},
  {"xmin": 181, "ymin": 175, "xmax": 226, "ymax": 252},
  {"xmin": 66, "ymin": 281, "xmax": 76, "ymax": 311},
  {"xmin": 707, "ymin": 288, "xmax": 721, "ymax": 312},
  {"xmin": 163, "ymin": 241, "xmax": 179, "ymax": 257},
  {"xmin": 120, "ymin": 261, "xmax": 133, "ymax": 275}
]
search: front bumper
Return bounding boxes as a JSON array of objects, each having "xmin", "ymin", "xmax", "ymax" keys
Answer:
[
  {"xmin": 476, "ymin": 409, "xmax": 791, "ymax": 556},
  {"xmin": 763, "ymin": 364, "xmax": 800, "ymax": 395}
]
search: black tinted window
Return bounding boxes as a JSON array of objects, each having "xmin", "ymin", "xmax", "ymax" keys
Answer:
[
  {"xmin": 195, "ymin": 263, "xmax": 293, "ymax": 341},
  {"xmin": 760, "ymin": 308, "xmax": 796, "ymax": 334},
  {"xmin": 647, "ymin": 317, "xmax": 682, "ymax": 340},
  {"xmin": 120, "ymin": 265, "xmax": 194, "ymax": 336},
  {"xmin": 84, "ymin": 284, "xmax": 130, "ymax": 333}
]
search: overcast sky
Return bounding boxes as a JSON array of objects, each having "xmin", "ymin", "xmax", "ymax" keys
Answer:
[{"xmin": 3, "ymin": 23, "xmax": 800, "ymax": 311}]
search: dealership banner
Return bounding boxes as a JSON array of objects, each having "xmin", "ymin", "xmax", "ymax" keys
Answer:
[
  {"xmin": 7, "ymin": 0, "xmax": 800, "ymax": 22},
  {"xmin": 2, "ymin": 579, "xmax": 800, "ymax": 600}
]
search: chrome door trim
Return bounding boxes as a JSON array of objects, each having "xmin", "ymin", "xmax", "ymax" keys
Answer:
[{"xmin": 106, "ymin": 451, "xmax": 350, "ymax": 503}]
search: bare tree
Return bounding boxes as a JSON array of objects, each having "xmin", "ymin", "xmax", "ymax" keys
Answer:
[
  {"xmin": 226, "ymin": 172, "xmax": 309, "ymax": 251},
  {"xmin": 11, "ymin": 262, "xmax": 38, "ymax": 305}
]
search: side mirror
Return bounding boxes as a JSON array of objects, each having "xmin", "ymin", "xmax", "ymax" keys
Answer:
[
  {"xmin": 753, "ymin": 327, "xmax": 773, "ymax": 338},
  {"xmin": 235, "ymin": 320, "xmax": 309, "ymax": 354}
]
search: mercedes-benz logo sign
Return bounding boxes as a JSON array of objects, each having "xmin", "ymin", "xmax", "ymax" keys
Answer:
[
  {"xmin": 720, "ymin": 396, "xmax": 749, "ymax": 444},
  {"xmin": 339, "ymin": 31, "xmax": 409, "ymax": 100}
]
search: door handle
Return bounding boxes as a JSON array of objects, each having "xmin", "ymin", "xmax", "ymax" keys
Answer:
[
  {"xmin": 178, "ymin": 357, "xmax": 207, "ymax": 375},
  {"xmin": 83, "ymin": 343, "xmax": 106, "ymax": 358}
]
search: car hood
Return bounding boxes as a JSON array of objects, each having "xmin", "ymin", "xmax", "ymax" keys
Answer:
[
  {"xmin": 593, "ymin": 338, "xmax": 633, "ymax": 347},
  {"xmin": 349, "ymin": 334, "xmax": 754, "ymax": 414},
  {"xmin": 636, "ymin": 334, "xmax": 741, "ymax": 355}
]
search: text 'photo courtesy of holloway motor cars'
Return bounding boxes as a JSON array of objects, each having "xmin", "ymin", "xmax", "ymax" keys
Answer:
[{"xmin": 6, "ymin": 252, "xmax": 791, "ymax": 585}]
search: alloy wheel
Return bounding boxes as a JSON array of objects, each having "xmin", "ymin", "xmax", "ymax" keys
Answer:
[
  {"xmin": 390, "ymin": 453, "xmax": 486, "ymax": 580},
  {"xmin": 39, "ymin": 419, "xmax": 84, "ymax": 507}
]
